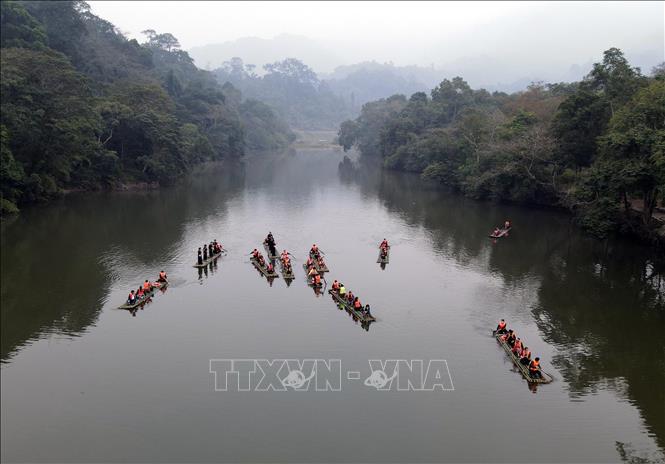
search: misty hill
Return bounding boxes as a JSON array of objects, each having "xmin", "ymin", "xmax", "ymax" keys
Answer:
[
  {"xmin": 189, "ymin": 34, "xmax": 343, "ymax": 73},
  {"xmin": 322, "ymin": 62, "xmax": 432, "ymax": 110},
  {"xmin": 213, "ymin": 57, "xmax": 353, "ymax": 130},
  {"xmin": 191, "ymin": 32, "xmax": 663, "ymax": 95}
]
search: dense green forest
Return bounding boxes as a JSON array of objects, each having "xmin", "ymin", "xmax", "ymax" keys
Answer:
[
  {"xmin": 0, "ymin": 1, "xmax": 294, "ymax": 214},
  {"xmin": 213, "ymin": 57, "xmax": 353, "ymax": 130},
  {"xmin": 338, "ymin": 49, "xmax": 665, "ymax": 245}
]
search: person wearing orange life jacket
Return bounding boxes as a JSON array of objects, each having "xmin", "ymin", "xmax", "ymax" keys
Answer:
[
  {"xmin": 251, "ymin": 249, "xmax": 260, "ymax": 260},
  {"xmin": 331, "ymin": 280, "xmax": 340, "ymax": 291},
  {"xmin": 313, "ymin": 274, "xmax": 322, "ymax": 286},
  {"xmin": 512, "ymin": 338, "xmax": 523, "ymax": 356},
  {"xmin": 317, "ymin": 257, "xmax": 326, "ymax": 268},
  {"xmin": 496, "ymin": 319, "xmax": 508, "ymax": 334},
  {"xmin": 143, "ymin": 280, "xmax": 152, "ymax": 292},
  {"xmin": 529, "ymin": 357, "xmax": 542, "ymax": 378},
  {"xmin": 520, "ymin": 347, "xmax": 531, "ymax": 365},
  {"xmin": 353, "ymin": 297, "xmax": 362, "ymax": 310}
]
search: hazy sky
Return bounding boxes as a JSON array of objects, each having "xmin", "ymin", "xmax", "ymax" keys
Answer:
[{"xmin": 89, "ymin": 1, "xmax": 664, "ymax": 79}]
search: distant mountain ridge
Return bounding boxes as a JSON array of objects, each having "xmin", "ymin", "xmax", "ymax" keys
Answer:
[{"xmin": 190, "ymin": 34, "xmax": 663, "ymax": 94}]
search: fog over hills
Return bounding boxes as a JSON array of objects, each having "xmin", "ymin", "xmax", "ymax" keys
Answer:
[
  {"xmin": 190, "ymin": 35, "xmax": 662, "ymax": 94},
  {"xmin": 89, "ymin": 1, "xmax": 664, "ymax": 94}
]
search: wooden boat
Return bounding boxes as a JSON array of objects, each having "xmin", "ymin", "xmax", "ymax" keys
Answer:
[
  {"xmin": 494, "ymin": 332, "xmax": 553, "ymax": 384},
  {"xmin": 328, "ymin": 289, "xmax": 376, "ymax": 323},
  {"xmin": 251, "ymin": 256, "xmax": 279, "ymax": 278},
  {"xmin": 264, "ymin": 241, "xmax": 279, "ymax": 260},
  {"xmin": 489, "ymin": 226, "xmax": 512, "ymax": 239},
  {"xmin": 193, "ymin": 251, "xmax": 223, "ymax": 268},
  {"xmin": 377, "ymin": 245, "xmax": 390, "ymax": 264}
]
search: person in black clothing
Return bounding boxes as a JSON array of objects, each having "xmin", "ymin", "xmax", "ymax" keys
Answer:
[
  {"xmin": 208, "ymin": 242, "xmax": 214, "ymax": 257},
  {"xmin": 203, "ymin": 245, "xmax": 208, "ymax": 261},
  {"xmin": 506, "ymin": 330, "xmax": 516, "ymax": 348},
  {"xmin": 265, "ymin": 232, "xmax": 277, "ymax": 257},
  {"xmin": 197, "ymin": 248, "xmax": 203, "ymax": 265}
]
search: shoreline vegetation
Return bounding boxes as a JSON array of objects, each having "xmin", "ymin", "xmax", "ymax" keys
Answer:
[
  {"xmin": 1, "ymin": 3, "xmax": 662, "ymax": 253},
  {"xmin": 0, "ymin": 1, "xmax": 294, "ymax": 215},
  {"xmin": 337, "ymin": 49, "xmax": 665, "ymax": 250}
]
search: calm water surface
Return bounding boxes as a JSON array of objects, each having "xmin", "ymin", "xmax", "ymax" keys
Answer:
[{"xmin": 1, "ymin": 149, "xmax": 664, "ymax": 463}]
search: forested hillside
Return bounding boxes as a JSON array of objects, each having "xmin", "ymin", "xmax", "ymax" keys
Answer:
[
  {"xmin": 0, "ymin": 1, "xmax": 293, "ymax": 214},
  {"xmin": 213, "ymin": 57, "xmax": 353, "ymax": 130},
  {"xmin": 339, "ymin": 49, "xmax": 665, "ymax": 244}
]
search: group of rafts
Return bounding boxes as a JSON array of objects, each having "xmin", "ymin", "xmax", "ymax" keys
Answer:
[
  {"xmin": 120, "ymin": 239, "xmax": 227, "ymax": 309},
  {"xmin": 249, "ymin": 233, "xmax": 380, "ymax": 324},
  {"xmin": 120, "ymin": 222, "xmax": 550, "ymax": 384}
]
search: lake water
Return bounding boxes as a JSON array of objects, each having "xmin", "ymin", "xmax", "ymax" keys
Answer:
[{"xmin": 2, "ymin": 149, "xmax": 664, "ymax": 463}]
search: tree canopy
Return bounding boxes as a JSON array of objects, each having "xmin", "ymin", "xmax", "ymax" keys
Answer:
[
  {"xmin": 0, "ymin": 1, "xmax": 295, "ymax": 213},
  {"xmin": 338, "ymin": 49, "xmax": 665, "ymax": 243}
]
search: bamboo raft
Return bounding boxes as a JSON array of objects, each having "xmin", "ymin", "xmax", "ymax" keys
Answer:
[
  {"xmin": 328, "ymin": 289, "xmax": 376, "ymax": 323},
  {"xmin": 494, "ymin": 332, "xmax": 553, "ymax": 384},
  {"xmin": 193, "ymin": 251, "xmax": 223, "ymax": 268},
  {"xmin": 309, "ymin": 252, "xmax": 329, "ymax": 272},
  {"xmin": 377, "ymin": 245, "xmax": 390, "ymax": 264},
  {"xmin": 264, "ymin": 242, "xmax": 279, "ymax": 260},
  {"xmin": 280, "ymin": 260, "xmax": 295, "ymax": 279},
  {"xmin": 302, "ymin": 263, "xmax": 323, "ymax": 286},
  {"xmin": 251, "ymin": 256, "xmax": 279, "ymax": 278},
  {"xmin": 489, "ymin": 227, "xmax": 512, "ymax": 239},
  {"xmin": 117, "ymin": 281, "xmax": 168, "ymax": 309}
]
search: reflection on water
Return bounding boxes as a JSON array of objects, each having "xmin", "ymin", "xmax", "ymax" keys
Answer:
[
  {"xmin": 1, "ymin": 151, "xmax": 663, "ymax": 462},
  {"xmin": 347, "ymin": 165, "xmax": 665, "ymax": 453},
  {"xmin": 1, "ymin": 164, "xmax": 244, "ymax": 361}
]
